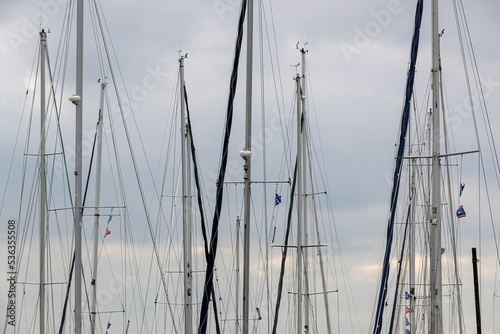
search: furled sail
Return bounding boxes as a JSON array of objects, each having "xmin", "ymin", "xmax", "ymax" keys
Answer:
[{"xmin": 372, "ymin": 1, "xmax": 423, "ymax": 332}]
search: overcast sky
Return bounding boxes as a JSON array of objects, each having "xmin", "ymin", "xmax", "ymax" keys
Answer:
[{"xmin": 1, "ymin": 0, "xmax": 500, "ymax": 333}]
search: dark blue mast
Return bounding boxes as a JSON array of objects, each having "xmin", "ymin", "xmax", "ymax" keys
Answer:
[{"xmin": 372, "ymin": 1, "xmax": 423, "ymax": 332}]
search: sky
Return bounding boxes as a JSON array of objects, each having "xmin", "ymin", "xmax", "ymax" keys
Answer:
[{"xmin": 1, "ymin": 0, "xmax": 500, "ymax": 333}]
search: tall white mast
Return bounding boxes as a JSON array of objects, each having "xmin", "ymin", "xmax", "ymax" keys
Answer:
[
  {"xmin": 242, "ymin": 0, "xmax": 254, "ymax": 332},
  {"xmin": 300, "ymin": 47, "xmax": 310, "ymax": 333},
  {"xmin": 39, "ymin": 29, "xmax": 47, "ymax": 334},
  {"xmin": 235, "ymin": 217, "xmax": 241, "ymax": 333},
  {"xmin": 409, "ymin": 159, "xmax": 416, "ymax": 333},
  {"xmin": 90, "ymin": 82, "xmax": 106, "ymax": 333},
  {"xmin": 295, "ymin": 72, "xmax": 304, "ymax": 334},
  {"xmin": 430, "ymin": 0, "xmax": 442, "ymax": 332},
  {"xmin": 74, "ymin": 0, "xmax": 84, "ymax": 331},
  {"xmin": 300, "ymin": 48, "xmax": 333, "ymax": 334},
  {"xmin": 179, "ymin": 54, "xmax": 193, "ymax": 334}
]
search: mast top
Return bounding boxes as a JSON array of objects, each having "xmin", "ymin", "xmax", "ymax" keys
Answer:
[
  {"xmin": 296, "ymin": 41, "xmax": 308, "ymax": 53},
  {"xmin": 178, "ymin": 50, "xmax": 188, "ymax": 62}
]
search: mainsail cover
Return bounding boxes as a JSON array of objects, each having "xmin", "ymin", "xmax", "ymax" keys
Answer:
[
  {"xmin": 198, "ymin": 0, "xmax": 247, "ymax": 333},
  {"xmin": 372, "ymin": 0, "xmax": 423, "ymax": 333}
]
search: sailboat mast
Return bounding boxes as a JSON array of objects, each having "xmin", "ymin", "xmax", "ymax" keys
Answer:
[
  {"xmin": 242, "ymin": 0, "xmax": 253, "ymax": 332},
  {"xmin": 295, "ymin": 73, "xmax": 304, "ymax": 334},
  {"xmin": 39, "ymin": 29, "xmax": 47, "ymax": 334},
  {"xmin": 471, "ymin": 248, "xmax": 482, "ymax": 333},
  {"xmin": 179, "ymin": 55, "xmax": 193, "ymax": 334},
  {"xmin": 185, "ymin": 84, "xmax": 194, "ymax": 334},
  {"xmin": 235, "ymin": 217, "xmax": 241, "ymax": 333},
  {"xmin": 180, "ymin": 55, "xmax": 193, "ymax": 333},
  {"xmin": 90, "ymin": 82, "xmax": 106, "ymax": 333},
  {"xmin": 74, "ymin": 0, "xmax": 84, "ymax": 331},
  {"xmin": 300, "ymin": 47, "xmax": 310, "ymax": 333},
  {"xmin": 430, "ymin": 0, "xmax": 442, "ymax": 332},
  {"xmin": 299, "ymin": 48, "xmax": 333, "ymax": 334},
  {"xmin": 409, "ymin": 159, "xmax": 416, "ymax": 333}
]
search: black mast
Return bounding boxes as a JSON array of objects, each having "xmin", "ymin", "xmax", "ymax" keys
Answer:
[{"xmin": 472, "ymin": 248, "xmax": 482, "ymax": 334}]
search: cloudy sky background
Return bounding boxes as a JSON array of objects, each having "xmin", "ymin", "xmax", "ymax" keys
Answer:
[{"xmin": 1, "ymin": 0, "xmax": 500, "ymax": 333}]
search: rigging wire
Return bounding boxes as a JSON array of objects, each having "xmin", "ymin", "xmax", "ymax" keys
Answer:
[
  {"xmin": 2, "ymin": 40, "xmax": 41, "ymax": 334},
  {"xmin": 306, "ymin": 56, "xmax": 362, "ymax": 332},
  {"xmin": 91, "ymin": 0, "xmax": 181, "ymax": 331},
  {"xmin": 452, "ymin": 0, "xmax": 500, "ymax": 275},
  {"xmin": 387, "ymin": 206, "xmax": 410, "ymax": 334},
  {"xmin": 440, "ymin": 66, "xmax": 466, "ymax": 332}
]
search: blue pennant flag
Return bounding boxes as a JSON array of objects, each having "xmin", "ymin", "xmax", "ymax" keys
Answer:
[
  {"xmin": 406, "ymin": 317, "xmax": 411, "ymax": 326},
  {"xmin": 107, "ymin": 214, "xmax": 113, "ymax": 224},
  {"xmin": 460, "ymin": 182, "xmax": 465, "ymax": 197},
  {"xmin": 275, "ymin": 193, "xmax": 282, "ymax": 206},
  {"xmin": 107, "ymin": 322, "xmax": 111, "ymax": 329},
  {"xmin": 405, "ymin": 291, "xmax": 412, "ymax": 300},
  {"xmin": 456, "ymin": 205, "xmax": 466, "ymax": 218}
]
